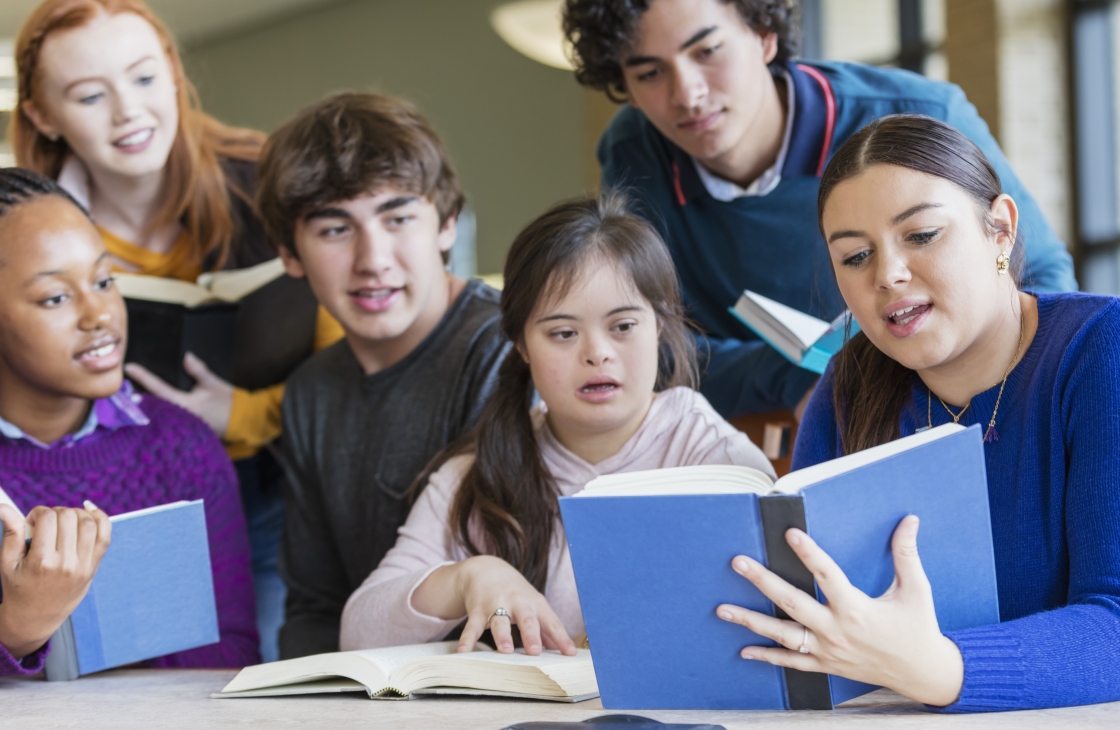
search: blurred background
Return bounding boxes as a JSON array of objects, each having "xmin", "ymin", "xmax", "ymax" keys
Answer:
[{"xmin": 0, "ymin": 0, "xmax": 1117, "ymax": 291}]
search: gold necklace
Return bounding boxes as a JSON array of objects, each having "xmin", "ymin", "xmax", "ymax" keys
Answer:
[{"xmin": 927, "ymin": 313, "xmax": 1026, "ymax": 443}]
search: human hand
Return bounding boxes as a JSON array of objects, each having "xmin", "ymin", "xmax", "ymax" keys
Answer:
[
  {"xmin": 0, "ymin": 503, "xmax": 112, "ymax": 659},
  {"xmin": 125, "ymin": 353, "xmax": 234, "ymax": 436},
  {"xmin": 453, "ymin": 555, "xmax": 576, "ymax": 656},
  {"xmin": 715, "ymin": 516, "xmax": 964, "ymax": 707}
]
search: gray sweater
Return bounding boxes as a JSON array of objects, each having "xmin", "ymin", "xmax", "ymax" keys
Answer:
[{"xmin": 276, "ymin": 280, "xmax": 508, "ymax": 659}]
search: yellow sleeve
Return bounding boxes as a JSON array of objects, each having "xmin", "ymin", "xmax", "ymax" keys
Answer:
[
  {"xmin": 313, "ymin": 306, "xmax": 346, "ymax": 352},
  {"xmin": 222, "ymin": 307, "xmax": 344, "ymax": 461},
  {"xmin": 224, "ymin": 384, "xmax": 285, "ymax": 461}
]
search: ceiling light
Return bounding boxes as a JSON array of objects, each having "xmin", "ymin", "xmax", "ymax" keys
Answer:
[{"xmin": 490, "ymin": 0, "xmax": 573, "ymax": 71}]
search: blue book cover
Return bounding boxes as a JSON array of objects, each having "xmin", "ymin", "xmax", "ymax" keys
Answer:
[
  {"xmin": 65, "ymin": 500, "xmax": 219, "ymax": 676},
  {"xmin": 559, "ymin": 425, "xmax": 998, "ymax": 710}
]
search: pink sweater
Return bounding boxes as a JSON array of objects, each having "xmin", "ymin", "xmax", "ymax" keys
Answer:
[{"xmin": 339, "ymin": 387, "xmax": 775, "ymax": 650}]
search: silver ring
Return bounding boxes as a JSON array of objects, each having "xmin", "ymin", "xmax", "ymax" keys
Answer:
[
  {"xmin": 487, "ymin": 607, "xmax": 510, "ymax": 628},
  {"xmin": 798, "ymin": 626, "xmax": 810, "ymax": 654}
]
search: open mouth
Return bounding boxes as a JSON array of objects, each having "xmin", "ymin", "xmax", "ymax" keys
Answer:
[
  {"xmin": 352, "ymin": 287, "xmax": 399, "ymax": 300},
  {"xmin": 580, "ymin": 382, "xmax": 619, "ymax": 394},
  {"xmin": 75, "ymin": 338, "xmax": 122, "ymax": 368},
  {"xmin": 349, "ymin": 286, "xmax": 403, "ymax": 313},
  {"xmin": 887, "ymin": 304, "xmax": 931, "ymax": 327},
  {"xmin": 113, "ymin": 128, "xmax": 154, "ymax": 148}
]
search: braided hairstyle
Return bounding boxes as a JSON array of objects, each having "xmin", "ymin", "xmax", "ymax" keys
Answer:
[{"xmin": 0, "ymin": 167, "xmax": 91, "ymax": 221}]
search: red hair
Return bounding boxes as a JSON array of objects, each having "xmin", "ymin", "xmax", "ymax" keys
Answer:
[{"xmin": 9, "ymin": 0, "xmax": 265, "ymax": 268}]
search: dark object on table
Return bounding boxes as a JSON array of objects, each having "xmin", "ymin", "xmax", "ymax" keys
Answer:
[{"xmin": 503, "ymin": 715, "xmax": 726, "ymax": 730}]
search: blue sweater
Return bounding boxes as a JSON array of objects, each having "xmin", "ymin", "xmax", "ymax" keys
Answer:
[
  {"xmin": 792, "ymin": 293, "xmax": 1120, "ymax": 711},
  {"xmin": 599, "ymin": 61, "xmax": 1077, "ymax": 418}
]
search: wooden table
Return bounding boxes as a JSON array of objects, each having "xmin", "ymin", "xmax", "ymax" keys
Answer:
[{"xmin": 3, "ymin": 669, "xmax": 1119, "ymax": 729}]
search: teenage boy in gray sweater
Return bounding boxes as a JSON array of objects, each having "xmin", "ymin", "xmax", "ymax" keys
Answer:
[{"xmin": 255, "ymin": 93, "xmax": 509, "ymax": 659}]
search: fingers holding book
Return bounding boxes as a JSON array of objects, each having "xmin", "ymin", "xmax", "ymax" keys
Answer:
[
  {"xmin": 717, "ymin": 516, "xmax": 965, "ymax": 707},
  {"xmin": 0, "ymin": 503, "xmax": 111, "ymax": 660}
]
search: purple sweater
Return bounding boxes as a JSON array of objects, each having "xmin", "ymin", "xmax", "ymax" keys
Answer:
[{"xmin": 0, "ymin": 395, "xmax": 260, "ymax": 675}]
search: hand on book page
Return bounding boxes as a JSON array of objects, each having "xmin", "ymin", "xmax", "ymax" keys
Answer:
[
  {"xmin": 125, "ymin": 353, "xmax": 234, "ymax": 436},
  {"xmin": 413, "ymin": 555, "xmax": 577, "ymax": 657},
  {"xmin": 0, "ymin": 503, "xmax": 111, "ymax": 660},
  {"xmin": 715, "ymin": 516, "xmax": 966, "ymax": 707}
]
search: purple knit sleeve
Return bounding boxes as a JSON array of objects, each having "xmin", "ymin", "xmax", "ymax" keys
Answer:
[
  {"xmin": 145, "ymin": 408, "xmax": 261, "ymax": 668},
  {"xmin": 0, "ymin": 640, "xmax": 48, "ymax": 677}
]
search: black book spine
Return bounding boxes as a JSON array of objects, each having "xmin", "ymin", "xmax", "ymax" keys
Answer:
[{"xmin": 758, "ymin": 495, "xmax": 834, "ymax": 710}]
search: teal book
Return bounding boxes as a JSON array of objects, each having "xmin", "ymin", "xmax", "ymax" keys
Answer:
[
  {"xmin": 41, "ymin": 500, "xmax": 220, "ymax": 681},
  {"xmin": 729, "ymin": 290, "xmax": 859, "ymax": 374},
  {"xmin": 559, "ymin": 424, "xmax": 998, "ymax": 710}
]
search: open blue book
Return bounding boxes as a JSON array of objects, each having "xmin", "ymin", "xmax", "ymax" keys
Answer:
[
  {"xmin": 730, "ymin": 290, "xmax": 859, "ymax": 374},
  {"xmin": 12, "ymin": 500, "xmax": 221, "ymax": 681},
  {"xmin": 559, "ymin": 424, "xmax": 998, "ymax": 710}
]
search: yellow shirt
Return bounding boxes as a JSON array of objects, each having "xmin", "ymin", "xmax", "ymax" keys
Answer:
[{"xmin": 100, "ymin": 226, "xmax": 346, "ymax": 460}]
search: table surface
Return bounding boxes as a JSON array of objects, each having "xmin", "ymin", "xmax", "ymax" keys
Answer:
[{"xmin": 4, "ymin": 669, "xmax": 1120, "ymax": 729}]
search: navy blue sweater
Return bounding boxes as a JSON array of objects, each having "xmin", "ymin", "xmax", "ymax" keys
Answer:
[
  {"xmin": 599, "ymin": 61, "xmax": 1077, "ymax": 418},
  {"xmin": 793, "ymin": 293, "xmax": 1120, "ymax": 711}
]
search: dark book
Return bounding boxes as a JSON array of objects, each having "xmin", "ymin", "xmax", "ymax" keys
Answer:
[
  {"xmin": 559, "ymin": 424, "xmax": 998, "ymax": 710},
  {"xmin": 115, "ymin": 258, "xmax": 319, "ymax": 391}
]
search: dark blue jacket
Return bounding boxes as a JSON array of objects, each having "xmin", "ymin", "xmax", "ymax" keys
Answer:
[{"xmin": 599, "ymin": 61, "xmax": 1077, "ymax": 417}]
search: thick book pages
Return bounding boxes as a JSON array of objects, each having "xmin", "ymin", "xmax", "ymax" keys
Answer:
[
  {"xmin": 40, "ymin": 500, "xmax": 220, "ymax": 681},
  {"xmin": 560, "ymin": 424, "xmax": 998, "ymax": 710},
  {"xmin": 215, "ymin": 641, "xmax": 598, "ymax": 702},
  {"xmin": 729, "ymin": 291, "xmax": 859, "ymax": 374},
  {"xmin": 115, "ymin": 258, "xmax": 319, "ymax": 390}
]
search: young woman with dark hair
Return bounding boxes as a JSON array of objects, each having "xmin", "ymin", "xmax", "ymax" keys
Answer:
[
  {"xmin": 715, "ymin": 114, "xmax": 1120, "ymax": 711},
  {"xmin": 338, "ymin": 193, "xmax": 774, "ymax": 655},
  {"xmin": 0, "ymin": 168, "xmax": 258, "ymax": 675},
  {"xmin": 11, "ymin": 0, "xmax": 345, "ymax": 661}
]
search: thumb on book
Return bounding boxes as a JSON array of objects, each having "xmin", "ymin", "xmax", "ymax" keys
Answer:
[
  {"xmin": 0, "ymin": 504, "xmax": 29, "ymax": 571},
  {"xmin": 889, "ymin": 514, "xmax": 929, "ymax": 590}
]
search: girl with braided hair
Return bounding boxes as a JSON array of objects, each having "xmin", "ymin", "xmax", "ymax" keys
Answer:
[{"xmin": 0, "ymin": 168, "xmax": 258, "ymax": 675}]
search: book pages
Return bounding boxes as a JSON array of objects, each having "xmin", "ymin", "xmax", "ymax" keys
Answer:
[{"xmin": 576, "ymin": 465, "xmax": 776, "ymax": 497}]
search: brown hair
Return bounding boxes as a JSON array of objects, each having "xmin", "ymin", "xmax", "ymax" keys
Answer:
[
  {"xmin": 817, "ymin": 114, "xmax": 1024, "ymax": 455},
  {"xmin": 255, "ymin": 92, "xmax": 464, "ymax": 262},
  {"xmin": 563, "ymin": 0, "xmax": 798, "ymax": 101},
  {"xmin": 11, "ymin": 0, "xmax": 265, "ymax": 270},
  {"xmin": 439, "ymin": 192, "xmax": 696, "ymax": 590}
]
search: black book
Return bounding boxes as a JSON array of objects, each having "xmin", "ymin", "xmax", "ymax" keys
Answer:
[{"xmin": 115, "ymin": 258, "xmax": 319, "ymax": 391}]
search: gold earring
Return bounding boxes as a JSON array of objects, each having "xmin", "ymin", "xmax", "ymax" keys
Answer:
[{"xmin": 996, "ymin": 252, "xmax": 1010, "ymax": 275}]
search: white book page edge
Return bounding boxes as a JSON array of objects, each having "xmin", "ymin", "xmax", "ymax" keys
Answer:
[
  {"xmin": 745, "ymin": 291, "xmax": 831, "ymax": 350},
  {"xmin": 774, "ymin": 423, "xmax": 966, "ymax": 494}
]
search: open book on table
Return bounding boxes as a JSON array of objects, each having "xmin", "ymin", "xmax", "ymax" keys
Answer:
[
  {"xmin": 560, "ymin": 423, "xmax": 999, "ymax": 711},
  {"xmin": 729, "ymin": 290, "xmax": 860, "ymax": 374},
  {"xmin": 214, "ymin": 641, "xmax": 598, "ymax": 702}
]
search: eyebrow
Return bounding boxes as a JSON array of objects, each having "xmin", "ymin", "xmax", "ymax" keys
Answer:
[
  {"xmin": 23, "ymin": 252, "xmax": 110, "ymax": 285},
  {"xmin": 535, "ymin": 304, "xmax": 644, "ymax": 324},
  {"xmin": 891, "ymin": 203, "xmax": 943, "ymax": 225},
  {"xmin": 303, "ymin": 196, "xmax": 419, "ymax": 223},
  {"xmin": 826, "ymin": 203, "xmax": 945, "ymax": 244},
  {"xmin": 623, "ymin": 26, "xmax": 718, "ymax": 67},
  {"xmin": 63, "ymin": 55, "xmax": 157, "ymax": 93}
]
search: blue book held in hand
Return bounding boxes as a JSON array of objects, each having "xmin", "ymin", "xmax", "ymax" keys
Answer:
[
  {"xmin": 40, "ymin": 500, "xmax": 220, "ymax": 681},
  {"xmin": 560, "ymin": 424, "xmax": 998, "ymax": 711},
  {"xmin": 730, "ymin": 290, "xmax": 860, "ymax": 374}
]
